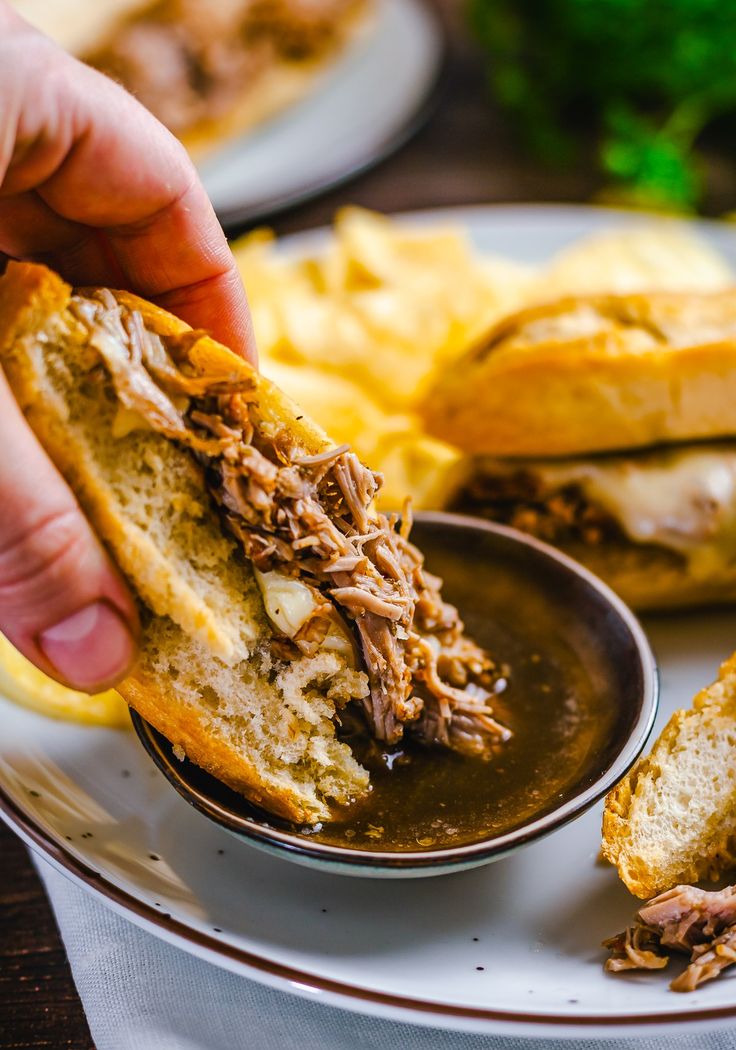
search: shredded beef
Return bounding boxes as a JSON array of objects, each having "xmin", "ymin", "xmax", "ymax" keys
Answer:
[
  {"xmin": 455, "ymin": 470, "xmax": 620, "ymax": 548},
  {"xmin": 71, "ymin": 291, "xmax": 510, "ymax": 759},
  {"xmin": 604, "ymin": 885, "xmax": 736, "ymax": 991},
  {"xmin": 202, "ymin": 414, "xmax": 509, "ymax": 756}
]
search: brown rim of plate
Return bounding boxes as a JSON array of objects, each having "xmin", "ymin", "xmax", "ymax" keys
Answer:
[{"xmin": 3, "ymin": 784, "xmax": 736, "ymax": 1030}]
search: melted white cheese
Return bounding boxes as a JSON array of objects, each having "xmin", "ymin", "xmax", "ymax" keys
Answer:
[
  {"xmin": 253, "ymin": 569, "xmax": 358, "ymax": 666},
  {"xmin": 253, "ymin": 569, "xmax": 317, "ymax": 638},
  {"xmin": 484, "ymin": 445, "xmax": 736, "ymax": 578}
]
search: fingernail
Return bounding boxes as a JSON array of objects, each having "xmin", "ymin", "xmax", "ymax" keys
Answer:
[{"xmin": 39, "ymin": 601, "xmax": 135, "ymax": 691}]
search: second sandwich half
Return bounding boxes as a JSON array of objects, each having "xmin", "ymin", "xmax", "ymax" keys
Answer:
[{"xmin": 424, "ymin": 291, "xmax": 736, "ymax": 610}]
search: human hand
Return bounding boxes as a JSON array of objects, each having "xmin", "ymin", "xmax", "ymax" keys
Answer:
[{"xmin": 0, "ymin": 3, "xmax": 255, "ymax": 692}]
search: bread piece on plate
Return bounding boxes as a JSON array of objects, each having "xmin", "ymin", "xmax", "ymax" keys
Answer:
[
  {"xmin": 603, "ymin": 654, "xmax": 736, "ymax": 898},
  {"xmin": 0, "ymin": 262, "xmax": 504, "ymax": 824},
  {"xmin": 423, "ymin": 291, "xmax": 736, "ymax": 458}
]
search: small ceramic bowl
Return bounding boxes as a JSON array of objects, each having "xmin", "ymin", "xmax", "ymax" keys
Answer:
[{"xmin": 132, "ymin": 512, "xmax": 658, "ymax": 878}]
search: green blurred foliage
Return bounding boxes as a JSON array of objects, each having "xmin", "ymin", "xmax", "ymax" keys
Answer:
[{"xmin": 469, "ymin": 0, "xmax": 736, "ymax": 209}]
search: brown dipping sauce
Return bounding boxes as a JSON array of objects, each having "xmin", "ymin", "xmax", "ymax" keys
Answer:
[
  {"xmin": 142, "ymin": 519, "xmax": 631, "ymax": 853},
  {"xmin": 299, "ymin": 528, "xmax": 620, "ymax": 852}
]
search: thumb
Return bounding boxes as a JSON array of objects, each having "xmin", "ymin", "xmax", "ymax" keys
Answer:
[{"xmin": 0, "ymin": 371, "xmax": 138, "ymax": 692}]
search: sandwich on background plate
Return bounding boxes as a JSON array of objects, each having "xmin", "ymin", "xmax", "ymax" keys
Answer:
[
  {"xmin": 12, "ymin": 0, "xmax": 373, "ymax": 157},
  {"xmin": 423, "ymin": 290, "xmax": 736, "ymax": 610},
  {"xmin": 0, "ymin": 261, "xmax": 507, "ymax": 825}
]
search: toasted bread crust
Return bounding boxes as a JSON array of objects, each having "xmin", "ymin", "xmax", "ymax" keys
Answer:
[
  {"xmin": 0, "ymin": 267, "xmax": 261, "ymax": 660},
  {"xmin": 0, "ymin": 262, "xmax": 334, "ymax": 458},
  {"xmin": 117, "ymin": 674, "xmax": 315, "ymax": 822},
  {"xmin": 109, "ymin": 287, "xmax": 335, "ymax": 459},
  {"xmin": 0, "ymin": 260, "xmax": 71, "ymax": 370},
  {"xmin": 424, "ymin": 291, "xmax": 736, "ymax": 457},
  {"xmin": 603, "ymin": 653, "xmax": 736, "ymax": 898}
]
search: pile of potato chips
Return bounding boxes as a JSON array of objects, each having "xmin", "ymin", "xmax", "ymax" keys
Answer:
[{"xmin": 234, "ymin": 206, "xmax": 733, "ymax": 512}]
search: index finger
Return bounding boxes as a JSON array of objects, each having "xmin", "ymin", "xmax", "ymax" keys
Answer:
[
  {"xmin": 6, "ymin": 36, "xmax": 256, "ymax": 362},
  {"xmin": 105, "ymin": 177, "xmax": 257, "ymax": 364}
]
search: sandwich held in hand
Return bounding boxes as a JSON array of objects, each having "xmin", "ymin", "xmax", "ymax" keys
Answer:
[
  {"xmin": 425, "ymin": 291, "xmax": 736, "ymax": 609},
  {"xmin": 0, "ymin": 262, "xmax": 508, "ymax": 824}
]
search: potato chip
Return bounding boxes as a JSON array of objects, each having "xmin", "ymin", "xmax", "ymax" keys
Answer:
[
  {"xmin": 0, "ymin": 633, "xmax": 129, "ymax": 727},
  {"xmin": 261, "ymin": 358, "xmax": 462, "ymax": 509},
  {"xmin": 260, "ymin": 359, "xmax": 388, "ymax": 461},
  {"xmin": 533, "ymin": 226, "xmax": 733, "ymax": 300},
  {"xmin": 234, "ymin": 207, "xmax": 531, "ymax": 410},
  {"xmin": 372, "ymin": 431, "xmax": 468, "ymax": 512}
]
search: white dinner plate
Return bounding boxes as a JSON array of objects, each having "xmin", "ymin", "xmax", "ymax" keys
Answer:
[
  {"xmin": 4, "ymin": 205, "xmax": 736, "ymax": 1040},
  {"xmin": 198, "ymin": 0, "xmax": 443, "ymax": 228}
]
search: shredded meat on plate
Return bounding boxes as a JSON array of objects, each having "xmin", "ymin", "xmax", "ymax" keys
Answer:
[
  {"xmin": 70, "ymin": 291, "xmax": 510, "ymax": 759},
  {"xmin": 455, "ymin": 469, "xmax": 619, "ymax": 548},
  {"xmin": 604, "ymin": 884, "xmax": 736, "ymax": 992}
]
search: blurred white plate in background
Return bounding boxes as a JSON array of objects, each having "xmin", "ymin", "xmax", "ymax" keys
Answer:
[{"xmin": 199, "ymin": 0, "xmax": 444, "ymax": 228}]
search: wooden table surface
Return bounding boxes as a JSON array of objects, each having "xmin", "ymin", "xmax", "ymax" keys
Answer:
[{"xmin": 2, "ymin": 3, "xmax": 736, "ymax": 1049}]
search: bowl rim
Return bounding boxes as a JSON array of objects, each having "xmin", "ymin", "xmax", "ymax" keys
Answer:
[{"xmin": 131, "ymin": 511, "xmax": 659, "ymax": 870}]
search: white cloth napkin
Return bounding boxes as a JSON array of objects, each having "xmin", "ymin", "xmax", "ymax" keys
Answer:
[{"xmin": 35, "ymin": 857, "xmax": 736, "ymax": 1050}]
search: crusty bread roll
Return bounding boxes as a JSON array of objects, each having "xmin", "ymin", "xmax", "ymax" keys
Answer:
[
  {"xmin": 602, "ymin": 654, "xmax": 736, "ymax": 898},
  {"xmin": 424, "ymin": 291, "xmax": 736, "ymax": 458},
  {"xmin": 0, "ymin": 261, "xmax": 505, "ymax": 824},
  {"xmin": 428, "ymin": 289, "xmax": 736, "ymax": 610}
]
